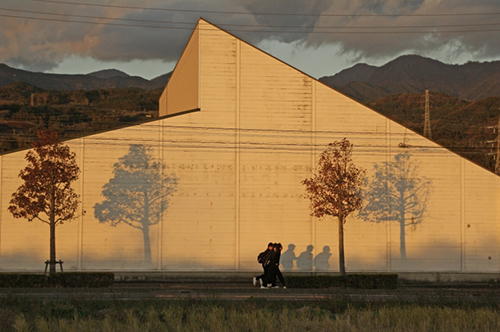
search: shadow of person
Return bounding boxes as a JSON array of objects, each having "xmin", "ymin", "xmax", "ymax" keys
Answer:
[
  {"xmin": 296, "ymin": 245, "xmax": 314, "ymax": 272},
  {"xmin": 280, "ymin": 243, "xmax": 297, "ymax": 271},
  {"xmin": 314, "ymin": 246, "xmax": 332, "ymax": 271}
]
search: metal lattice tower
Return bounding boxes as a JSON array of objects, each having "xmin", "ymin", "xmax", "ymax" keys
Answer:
[{"xmin": 423, "ymin": 90, "xmax": 432, "ymax": 139}]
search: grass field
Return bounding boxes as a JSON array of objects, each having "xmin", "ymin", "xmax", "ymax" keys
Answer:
[{"xmin": 1, "ymin": 297, "xmax": 499, "ymax": 332}]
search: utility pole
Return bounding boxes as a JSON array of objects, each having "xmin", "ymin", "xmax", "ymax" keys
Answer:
[{"xmin": 423, "ymin": 90, "xmax": 432, "ymax": 139}]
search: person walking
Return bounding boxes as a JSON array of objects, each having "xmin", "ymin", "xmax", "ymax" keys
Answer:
[
  {"xmin": 265, "ymin": 243, "xmax": 286, "ymax": 289},
  {"xmin": 274, "ymin": 243, "xmax": 286, "ymax": 288},
  {"xmin": 254, "ymin": 242, "xmax": 273, "ymax": 287}
]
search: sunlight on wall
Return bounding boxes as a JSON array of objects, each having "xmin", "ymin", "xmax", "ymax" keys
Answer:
[{"xmin": 0, "ymin": 19, "xmax": 499, "ymax": 274}]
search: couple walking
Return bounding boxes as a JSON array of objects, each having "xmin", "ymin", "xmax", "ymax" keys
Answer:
[{"xmin": 253, "ymin": 242, "xmax": 286, "ymax": 289}]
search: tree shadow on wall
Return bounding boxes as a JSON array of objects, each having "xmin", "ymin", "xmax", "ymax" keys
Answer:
[
  {"xmin": 359, "ymin": 152, "xmax": 431, "ymax": 260},
  {"xmin": 93, "ymin": 144, "xmax": 178, "ymax": 265}
]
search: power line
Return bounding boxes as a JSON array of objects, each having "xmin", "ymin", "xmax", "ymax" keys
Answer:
[
  {"xmin": 3, "ymin": 89, "xmax": 498, "ymax": 129},
  {"xmin": 4, "ymin": 7, "xmax": 500, "ymax": 31},
  {"xmin": 3, "ymin": 13, "xmax": 500, "ymax": 34},
  {"xmin": 0, "ymin": 121, "xmax": 493, "ymax": 154},
  {"xmin": 2, "ymin": 100, "xmax": 498, "ymax": 137},
  {"xmin": 30, "ymin": 0, "xmax": 500, "ymax": 18}
]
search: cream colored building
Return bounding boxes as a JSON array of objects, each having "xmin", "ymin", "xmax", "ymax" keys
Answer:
[{"xmin": 0, "ymin": 19, "xmax": 499, "ymax": 277}]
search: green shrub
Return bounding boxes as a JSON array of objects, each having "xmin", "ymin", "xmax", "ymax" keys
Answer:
[
  {"xmin": 347, "ymin": 274, "xmax": 398, "ymax": 289},
  {"xmin": 0, "ymin": 274, "xmax": 47, "ymax": 287},
  {"xmin": 0, "ymin": 272, "xmax": 114, "ymax": 288},
  {"xmin": 49, "ymin": 272, "xmax": 115, "ymax": 288},
  {"xmin": 286, "ymin": 274, "xmax": 398, "ymax": 289}
]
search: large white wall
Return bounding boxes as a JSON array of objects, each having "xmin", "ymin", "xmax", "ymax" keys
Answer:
[{"xmin": 0, "ymin": 19, "xmax": 499, "ymax": 274}]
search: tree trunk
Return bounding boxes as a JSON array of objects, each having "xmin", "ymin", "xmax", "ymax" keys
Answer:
[
  {"xmin": 49, "ymin": 192, "xmax": 56, "ymax": 276},
  {"xmin": 338, "ymin": 215, "xmax": 346, "ymax": 276},
  {"xmin": 50, "ymin": 220, "xmax": 56, "ymax": 275}
]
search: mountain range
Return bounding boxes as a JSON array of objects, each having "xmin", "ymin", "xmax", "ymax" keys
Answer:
[
  {"xmin": 0, "ymin": 64, "xmax": 171, "ymax": 91},
  {"xmin": 319, "ymin": 55, "xmax": 500, "ymax": 102},
  {"xmin": 1, "ymin": 55, "xmax": 500, "ymax": 102}
]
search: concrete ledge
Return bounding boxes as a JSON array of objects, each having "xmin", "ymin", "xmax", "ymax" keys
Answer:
[
  {"xmin": 3, "ymin": 270, "xmax": 497, "ymax": 285},
  {"xmin": 397, "ymin": 272, "xmax": 500, "ymax": 283},
  {"xmin": 112, "ymin": 271, "xmax": 500, "ymax": 284}
]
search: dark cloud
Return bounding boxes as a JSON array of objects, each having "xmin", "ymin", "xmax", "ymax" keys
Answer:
[
  {"xmin": 1, "ymin": 0, "xmax": 500, "ymax": 73},
  {"xmin": 90, "ymin": 1, "xmax": 259, "ymax": 62},
  {"xmin": 90, "ymin": 12, "xmax": 194, "ymax": 62},
  {"xmin": 236, "ymin": 0, "xmax": 333, "ymax": 43},
  {"xmin": 6, "ymin": 57, "xmax": 59, "ymax": 73},
  {"xmin": 234, "ymin": 0, "xmax": 500, "ymax": 65},
  {"xmin": 305, "ymin": 0, "xmax": 500, "ymax": 62},
  {"xmin": 360, "ymin": 0, "xmax": 424, "ymax": 15}
]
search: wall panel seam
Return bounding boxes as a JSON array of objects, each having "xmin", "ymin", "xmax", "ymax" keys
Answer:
[
  {"xmin": 158, "ymin": 122, "xmax": 164, "ymax": 270},
  {"xmin": 386, "ymin": 118, "xmax": 391, "ymax": 272},
  {"xmin": 0, "ymin": 156, "xmax": 2, "ymax": 263},
  {"xmin": 311, "ymin": 81, "xmax": 316, "ymax": 270},
  {"xmin": 78, "ymin": 138, "xmax": 84, "ymax": 270},
  {"xmin": 461, "ymin": 158, "xmax": 465, "ymax": 272},
  {"xmin": 235, "ymin": 39, "xmax": 241, "ymax": 270}
]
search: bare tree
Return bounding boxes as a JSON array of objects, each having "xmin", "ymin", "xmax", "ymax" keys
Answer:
[
  {"xmin": 302, "ymin": 138, "xmax": 365, "ymax": 275},
  {"xmin": 359, "ymin": 152, "xmax": 431, "ymax": 259},
  {"xmin": 8, "ymin": 130, "xmax": 81, "ymax": 275},
  {"xmin": 94, "ymin": 145, "xmax": 177, "ymax": 265}
]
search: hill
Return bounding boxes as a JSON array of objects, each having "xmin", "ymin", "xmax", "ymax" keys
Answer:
[
  {"xmin": 4, "ymin": 54, "xmax": 500, "ymax": 101},
  {"xmin": 87, "ymin": 69, "xmax": 131, "ymax": 79},
  {"xmin": 0, "ymin": 82, "xmax": 163, "ymax": 153},
  {"xmin": 320, "ymin": 55, "xmax": 500, "ymax": 103},
  {"xmin": 369, "ymin": 92, "xmax": 500, "ymax": 171},
  {"xmin": 0, "ymin": 63, "xmax": 171, "ymax": 91}
]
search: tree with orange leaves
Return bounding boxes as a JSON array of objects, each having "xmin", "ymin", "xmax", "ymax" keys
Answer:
[
  {"xmin": 8, "ymin": 130, "xmax": 81, "ymax": 275},
  {"xmin": 302, "ymin": 138, "xmax": 365, "ymax": 275}
]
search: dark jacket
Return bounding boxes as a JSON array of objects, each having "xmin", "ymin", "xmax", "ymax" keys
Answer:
[
  {"xmin": 259, "ymin": 249, "xmax": 273, "ymax": 267},
  {"xmin": 269, "ymin": 249, "xmax": 281, "ymax": 267}
]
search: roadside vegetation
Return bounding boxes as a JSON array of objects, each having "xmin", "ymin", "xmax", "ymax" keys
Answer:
[{"xmin": 1, "ymin": 298, "xmax": 499, "ymax": 331}]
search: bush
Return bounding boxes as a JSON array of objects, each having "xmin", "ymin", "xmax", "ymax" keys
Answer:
[
  {"xmin": 347, "ymin": 274, "xmax": 398, "ymax": 289},
  {"xmin": 49, "ymin": 272, "xmax": 115, "ymax": 288},
  {"xmin": 0, "ymin": 272, "xmax": 114, "ymax": 288},
  {"xmin": 286, "ymin": 274, "xmax": 398, "ymax": 289},
  {"xmin": 0, "ymin": 274, "xmax": 47, "ymax": 287}
]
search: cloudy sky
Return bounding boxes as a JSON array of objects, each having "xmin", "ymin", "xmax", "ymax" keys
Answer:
[{"xmin": 2, "ymin": 0, "xmax": 500, "ymax": 80}]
